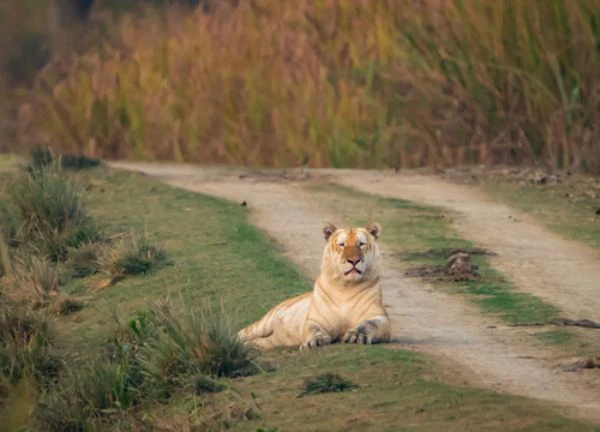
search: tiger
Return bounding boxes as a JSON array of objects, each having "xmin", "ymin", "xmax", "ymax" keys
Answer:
[{"xmin": 237, "ymin": 222, "xmax": 391, "ymax": 350}]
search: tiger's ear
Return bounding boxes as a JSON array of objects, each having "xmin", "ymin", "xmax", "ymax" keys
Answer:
[
  {"xmin": 323, "ymin": 223, "xmax": 337, "ymax": 240},
  {"xmin": 366, "ymin": 222, "xmax": 381, "ymax": 240}
]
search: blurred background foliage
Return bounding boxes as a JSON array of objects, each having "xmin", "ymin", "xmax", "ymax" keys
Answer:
[{"xmin": 1, "ymin": 0, "xmax": 599, "ymax": 172}]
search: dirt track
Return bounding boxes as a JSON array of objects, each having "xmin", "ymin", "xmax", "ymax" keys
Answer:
[
  {"xmin": 111, "ymin": 162, "xmax": 600, "ymax": 422},
  {"xmin": 333, "ymin": 170, "xmax": 600, "ymax": 323}
]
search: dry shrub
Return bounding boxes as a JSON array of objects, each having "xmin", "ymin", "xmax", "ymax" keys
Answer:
[
  {"xmin": 1, "ymin": 255, "xmax": 83, "ymax": 314},
  {"xmin": 18, "ymin": 0, "xmax": 600, "ymax": 172},
  {"xmin": 2, "ymin": 256, "xmax": 60, "ymax": 309}
]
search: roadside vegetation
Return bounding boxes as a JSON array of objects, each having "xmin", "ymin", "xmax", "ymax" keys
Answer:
[
  {"xmin": 0, "ymin": 153, "xmax": 597, "ymax": 431},
  {"xmin": 4, "ymin": 1, "xmax": 600, "ymax": 173}
]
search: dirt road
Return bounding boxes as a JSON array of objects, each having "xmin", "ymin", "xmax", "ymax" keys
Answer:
[
  {"xmin": 332, "ymin": 170, "xmax": 600, "ymax": 323},
  {"xmin": 111, "ymin": 162, "xmax": 600, "ymax": 422}
]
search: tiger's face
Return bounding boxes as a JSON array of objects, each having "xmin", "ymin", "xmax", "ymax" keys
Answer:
[{"xmin": 321, "ymin": 222, "xmax": 381, "ymax": 283}]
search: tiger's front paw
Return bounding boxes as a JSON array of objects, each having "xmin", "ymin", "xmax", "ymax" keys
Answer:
[
  {"xmin": 300, "ymin": 332, "xmax": 332, "ymax": 350},
  {"xmin": 343, "ymin": 328, "xmax": 373, "ymax": 345}
]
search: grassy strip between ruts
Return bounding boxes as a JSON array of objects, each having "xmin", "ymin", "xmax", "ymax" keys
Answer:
[
  {"xmin": 2, "ymin": 161, "xmax": 598, "ymax": 430},
  {"xmin": 479, "ymin": 179, "xmax": 600, "ymax": 251},
  {"xmin": 307, "ymin": 183, "xmax": 560, "ymax": 326}
]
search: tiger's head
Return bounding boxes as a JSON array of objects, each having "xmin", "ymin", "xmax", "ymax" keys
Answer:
[{"xmin": 321, "ymin": 222, "xmax": 382, "ymax": 284}]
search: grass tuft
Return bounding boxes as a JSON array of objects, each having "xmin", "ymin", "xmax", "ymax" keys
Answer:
[
  {"xmin": 8, "ymin": 159, "xmax": 102, "ymax": 261},
  {"xmin": 194, "ymin": 375, "xmax": 226, "ymax": 394},
  {"xmin": 2, "ymin": 255, "xmax": 60, "ymax": 309},
  {"xmin": 110, "ymin": 233, "xmax": 169, "ymax": 277},
  {"xmin": 64, "ymin": 242, "xmax": 106, "ymax": 279},
  {"xmin": 298, "ymin": 372, "xmax": 358, "ymax": 398},
  {"xmin": 12, "ymin": 160, "xmax": 87, "ymax": 238},
  {"xmin": 1, "ymin": 254, "xmax": 84, "ymax": 316},
  {"xmin": 0, "ymin": 302, "xmax": 62, "ymax": 394}
]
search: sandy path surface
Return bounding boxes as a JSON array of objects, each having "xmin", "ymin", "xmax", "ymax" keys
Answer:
[
  {"xmin": 331, "ymin": 170, "xmax": 600, "ymax": 323},
  {"xmin": 111, "ymin": 162, "xmax": 600, "ymax": 422}
]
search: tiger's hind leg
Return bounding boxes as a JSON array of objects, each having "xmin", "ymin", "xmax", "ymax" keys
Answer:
[
  {"xmin": 237, "ymin": 315, "xmax": 274, "ymax": 343},
  {"xmin": 249, "ymin": 334, "xmax": 281, "ymax": 351}
]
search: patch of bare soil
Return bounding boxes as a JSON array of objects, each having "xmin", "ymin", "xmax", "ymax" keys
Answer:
[{"xmin": 111, "ymin": 162, "xmax": 600, "ymax": 423}]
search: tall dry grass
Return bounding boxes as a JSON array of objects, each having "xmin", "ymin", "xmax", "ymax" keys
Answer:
[{"xmin": 18, "ymin": 0, "xmax": 600, "ymax": 172}]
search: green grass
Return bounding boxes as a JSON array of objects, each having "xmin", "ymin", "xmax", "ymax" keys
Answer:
[
  {"xmin": 227, "ymin": 346, "xmax": 597, "ymax": 432},
  {"xmin": 298, "ymin": 372, "xmax": 358, "ymax": 398},
  {"xmin": 481, "ymin": 179, "xmax": 600, "ymax": 250},
  {"xmin": 309, "ymin": 183, "xmax": 559, "ymax": 324},
  {"xmin": 59, "ymin": 168, "xmax": 311, "ymax": 350},
  {"xmin": 4, "ymin": 166, "xmax": 596, "ymax": 430},
  {"xmin": 456, "ymin": 263, "xmax": 558, "ymax": 324},
  {"xmin": 534, "ymin": 330, "xmax": 575, "ymax": 346}
]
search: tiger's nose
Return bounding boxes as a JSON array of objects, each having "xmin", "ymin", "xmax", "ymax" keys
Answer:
[{"xmin": 347, "ymin": 258, "xmax": 361, "ymax": 266}]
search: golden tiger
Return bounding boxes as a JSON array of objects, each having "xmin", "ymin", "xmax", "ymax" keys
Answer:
[{"xmin": 237, "ymin": 222, "xmax": 391, "ymax": 350}]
